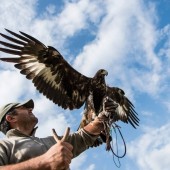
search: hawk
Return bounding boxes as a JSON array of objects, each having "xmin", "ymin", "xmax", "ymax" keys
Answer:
[{"xmin": 0, "ymin": 29, "xmax": 139, "ymax": 134}]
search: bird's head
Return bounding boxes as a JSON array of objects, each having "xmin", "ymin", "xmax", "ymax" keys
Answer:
[{"xmin": 94, "ymin": 69, "xmax": 108, "ymax": 78}]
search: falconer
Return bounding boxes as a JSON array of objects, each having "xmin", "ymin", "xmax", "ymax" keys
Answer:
[{"xmin": 0, "ymin": 98, "xmax": 117, "ymax": 170}]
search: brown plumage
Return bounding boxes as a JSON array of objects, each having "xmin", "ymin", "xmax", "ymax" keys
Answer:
[
  {"xmin": 106, "ymin": 87, "xmax": 139, "ymax": 128},
  {"xmin": 0, "ymin": 29, "xmax": 139, "ymax": 131}
]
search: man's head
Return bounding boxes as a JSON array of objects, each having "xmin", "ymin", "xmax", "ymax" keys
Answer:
[{"xmin": 0, "ymin": 99, "xmax": 38, "ymax": 134}]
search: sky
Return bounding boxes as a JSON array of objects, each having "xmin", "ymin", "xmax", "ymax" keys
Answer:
[{"xmin": 0, "ymin": 0, "xmax": 170, "ymax": 169}]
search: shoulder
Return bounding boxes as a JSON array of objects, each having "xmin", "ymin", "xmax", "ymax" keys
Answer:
[
  {"xmin": 0, "ymin": 138, "xmax": 12, "ymax": 165},
  {"xmin": 0, "ymin": 137, "xmax": 12, "ymax": 145},
  {"xmin": 0, "ymin": 138, "xmax": 13, "ymax": 150}
]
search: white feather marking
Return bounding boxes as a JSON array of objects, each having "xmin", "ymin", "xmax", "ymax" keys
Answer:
[
  {"xmin": 24, "ymin": 62, "xmax": 45, "ymax": 75},
  {"xmin": 116, "ymin": 104, "xmax": 127, "ymax": 118}
]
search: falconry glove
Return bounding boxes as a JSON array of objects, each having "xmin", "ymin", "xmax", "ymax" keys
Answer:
[
  {"xmin": 97, "ymin": 96, "xmax": 118, "ymax": 150},
  {"xmin": 98, "ymin": 96, "xmax": 118, "ymax": 120}
]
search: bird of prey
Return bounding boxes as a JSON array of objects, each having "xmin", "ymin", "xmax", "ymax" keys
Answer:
[{"xmin": 0, "ymin": 29, "xmax": 139, "ymax": 132}]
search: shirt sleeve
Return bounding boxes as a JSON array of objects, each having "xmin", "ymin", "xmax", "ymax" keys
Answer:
[
  {"xmin": 0, "ymin": 140, "xmax": 11, "ymax": 165},
  {"xmin": 67, "ymin": 128, "xmax": 99, "ymax": 158}
]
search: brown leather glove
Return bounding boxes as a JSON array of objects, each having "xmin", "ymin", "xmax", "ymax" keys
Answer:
[
  {"xmin": 98, "ymin": 96, "xmax": 118, "ymax": 118},
  {"xmin": 83, "ymin": 97, "xmax": 118, "ymax": 136}
]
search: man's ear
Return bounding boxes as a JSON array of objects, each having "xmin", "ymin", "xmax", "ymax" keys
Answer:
[{"xmin": 6, "ymin": 115, "xmax": 17, "ymax": 123}]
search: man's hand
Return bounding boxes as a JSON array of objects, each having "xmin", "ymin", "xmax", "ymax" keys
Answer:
[
  {"xmin": 83, "ymin": 97, "xmax": 118, "ymax": 136},
  {"xmin": 42, "ymin": 141, "xmax": 73, "ymax": 170},
  {"xmin": 104, "ymin": 97, "xmax": 118, "ymax": 113},
  {"xmin": 98, "ymin": 97, "xmax": 118, "ymax": 118},
  {"xmin": 0, "ymin": 141, "xmax": 73, "ymax": 170}
]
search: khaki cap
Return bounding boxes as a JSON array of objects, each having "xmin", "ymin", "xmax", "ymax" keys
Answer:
[{"xmin": 0, "ymin": 99, "xmax": 34, "ymax": 123}]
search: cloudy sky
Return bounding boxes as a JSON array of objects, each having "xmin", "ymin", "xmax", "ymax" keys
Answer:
[{"xmin": 0, "ymin": 0, "xmax": 170, "ymax": 169}]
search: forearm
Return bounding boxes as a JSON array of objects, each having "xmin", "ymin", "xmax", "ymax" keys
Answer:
[
  {"xmin": 83, "ymin": 117, "xmax": 104, "ymax": 136},
  {"xmin": 0, "ymin": 154, "xmax": 49, "ymax": 170},
  {"xmin": 83, "ymin": 97, "xmax": 118, "ymax": 136}
]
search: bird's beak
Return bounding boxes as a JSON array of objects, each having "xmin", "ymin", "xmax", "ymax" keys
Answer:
[{"xmin": 104, "ymin": 70, "xmax": 108, "ymax": 76}]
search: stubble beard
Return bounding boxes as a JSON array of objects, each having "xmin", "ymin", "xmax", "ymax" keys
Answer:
[{"xmin": 21, "ymin": 116, "xmax": 38, "ymax": 131}]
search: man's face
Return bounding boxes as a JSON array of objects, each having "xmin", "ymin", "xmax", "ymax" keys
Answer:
[{"xmin": 13, "ymin": 106, "xmax": 38, "ymax": 129}]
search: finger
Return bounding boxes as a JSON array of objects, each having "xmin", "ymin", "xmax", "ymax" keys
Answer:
[
  {"xmin": 61, "ymin": 127, "xmax": 70, "ymax": 142},
  {"xmin": 54, "ymin": 140, "xmax": 73, "ymax": 156},
  {"xmin": 58, "ymin": 145, "xmax": 73, "ymax": 169},
  {"xmin": 52, "ymin": 127, "xmax": 70, "ymax": 143},
  {"xmin": 64, "ymin": 153, "xmax": 73, "ymax": 163},
  {"xmin": 63, "ymin": 148, "xmax": 73, "ymax": 158},
  {"xmin": 60, "ymin": 162, "xmax": 69, "ymax": 170},
  {"xmin": 64, "ymin": 157, "xmax": 72, "ymax": 165},
  {"xmin": 106, "ymin": 97, "xmax": 114, "ymax": 102},
  {"xmin": 105, "ymin": 104, "xmax": 117, "ymax": 110},
  {"xmin": 62, "ymin": 144, "xmax": 73, "ymax": 159},
  {"xmin": 98, "ymin": 116, "xmax": 109, "ymax": 121},
  {"xmin": 105, "ymin": 104, "xmax": 118, "ymax": 109},
  {"xmin": 108, "ymin": 104, "xmax": 118, "ymax": 109},
  {"xmin": 56, "ymin": 142, "xmax": 73, "ymax": 158},
  {"xmin": 52, "ymin": 128, "xmax": 60, "ymax": 143},
  {"xmin": 63, "ymin": 142, "xmax": 73, "ymax": 151},
  {"xmin": 106, "ymin": 110, "xmax": 116, "ymax": 113},
  {"xmin": 105, "ymin": 101, "xmax": 118, "ymax": 106},
  {"xmin": 63, "ymin": 161, "xmax": 70, "ymax": 170}
]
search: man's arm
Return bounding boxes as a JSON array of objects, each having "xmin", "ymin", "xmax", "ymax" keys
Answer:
[
  {"xmin": 83, "ymin": 117, "xmax": 104, "ymax": 135},
  {"xmin": 84, "ymin": 97, "xmax": 118, "ymax": 135},
  {"xmin": 66, "ymin": 97, "xmax": 117, "ymax": 157},
  {"xmin": 0, "ymin": 141, "xmax": 73, "ymax": 170}
]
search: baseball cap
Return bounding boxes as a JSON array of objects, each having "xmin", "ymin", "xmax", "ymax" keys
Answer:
[{"xmin": 0, "ymin": 99, "xmax": 34, "ymax": 124}]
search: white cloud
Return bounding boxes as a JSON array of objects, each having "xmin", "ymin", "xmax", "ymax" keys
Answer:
[
  {"xmin": 25, "ymin": 93, "xmax": 72, "ymax": 138},
  {"xmin": 84, "ymin": 164, "xmax": 95, "ymax": 170},
  {"xmin": 0, "ymin": 1, "xmax": 170, "ymax": 169},
  {"xmin": 72, "ymin": 0, "xmax": 166, "ymax": 99},
  {"xmin": 56, "ymin": 0, "xmax": 105, "ymax": 38},
  {"xmin": 0, "ymin": 0, "xmax": 168, "ymax": 101},
  {"xmin": 0, "ymin": 0, "xmax": 37, "ymax": 32},
  {"xmin": 141, "ymin": 110, "xmax": 153, "ymax": 116},
  {"xmin": 158, "ymin": 24, "xmax": 170, "ymax": 71},
  {"xmin": 0, "ymin": 70, "xmax": 35, "ymax": 105},
  {"xmin": 37, "ymin": 113, "xmax": 69, "ymax": 137},
  {"xmin": 162, "ymin": 99, "xmax": 170, "ymax": 115},
  {"xmin": 70, "ymin": 153, "xmax": 87, "ymax": 170},
  {"xmin": 127, "ymin": 123, "xmax": 170, "ymax": 170},
  {"xmin": 45, "ymin": 4, "xmax": 56, "ymax": 15}
]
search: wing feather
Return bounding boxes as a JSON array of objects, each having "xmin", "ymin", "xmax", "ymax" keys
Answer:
[
  {"xmin": 0, "ymin": 41, "xmax": 23, "ymax": 50},
  {"xmin": 107, "ymin": 86, "xmax": 139, "ymax": 128},
  {"xmin": 5, "ymin": 29, "xmax": 31, "ymax": 43},
  {"xmin": 0, "ymin": 48, "xmax": 22, "ymax": 55},
  {"xmin": 0, "ymin": 33, "xmax": 27, "ymax": 45},
  {"xmin": 0, "ymin": 29, "xmax": 91, "ymax": 110}
]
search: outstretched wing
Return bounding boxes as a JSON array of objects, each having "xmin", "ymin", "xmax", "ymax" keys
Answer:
[
  {"xmin": 107, "ymin": 86, "xmax": 139, "ymax": 128},
  {"xmin": 0, "ymin": 29, "xmax": 91, "ymax": 110}
]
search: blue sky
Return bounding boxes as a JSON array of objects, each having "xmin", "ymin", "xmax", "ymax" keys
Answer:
[{"xmin": 0, "ymin": 0, "xmax": 170, "ymax": 169}]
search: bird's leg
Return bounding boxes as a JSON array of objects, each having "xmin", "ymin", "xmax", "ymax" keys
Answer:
[
  {"xmin": 87, "ymin": 91, "xmax": 96, "ymax": 119},
  {"xmin": 79, "ymin": 108, "xmax": 92, "ymax": 129},
  {"xmin": 99, "ymin": 96, "xmax": 114, "ymax": 151},
  {"xmin": 102, "ymin": 96, "xmax": 110, "ymax": 116},
  {"xmin": 78, "ymin": 92, "xmax": 96, "ymax": 130}
]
